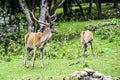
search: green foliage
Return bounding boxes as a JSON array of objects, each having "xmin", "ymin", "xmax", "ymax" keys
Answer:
[
  {"xmin": 4, "ymin": 56, "xmax": 12, "ymax": 62},
  {"xmin": 95, "ymin": 19, "xmax": 119, "ymax": 43}
]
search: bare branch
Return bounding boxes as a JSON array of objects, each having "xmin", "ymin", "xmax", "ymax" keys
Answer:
[
  {"xmin": 57, "ymin": 0, "xmax": 66, "ymax": 8},
  {"xmin": 47, "ymin": 8, "xmax": 56, "ymax": 18},
  {"xmin": 19, "ymin": 0, "xmax": 34, "ymax": 32},
  {"xmin": 29, "ymin": 10, "xmax": 39, "ymax": 22},
  {"xmin": 52, "ymin": 0, "xmax": 66, "ymax": 12},
  {"xmin": 29, "ymin": 10, "xmax": 49, "ymax": 26},
  {"xmin": 46, "ymin": 7, "xmax": 57, "ymax": 24},
  {"xmin": 50, "ymin": 12, "xmax": 57, "ymax": 23}
]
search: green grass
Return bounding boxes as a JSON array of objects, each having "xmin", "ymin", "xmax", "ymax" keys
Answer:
[{"xmin": 0, "ymin": 18, "xmax": 120, "ymax": 80}]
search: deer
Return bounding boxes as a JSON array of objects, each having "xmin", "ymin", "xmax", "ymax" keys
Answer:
[
  {"xmin": 80, "ymin": 29, "xmax": 94, "ymax": 57},
  {"xmin": 24, "ymin": 8, "xmax": 59, "ymax": 69}
]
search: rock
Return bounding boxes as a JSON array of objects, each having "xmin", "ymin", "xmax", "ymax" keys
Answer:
[
  {"xmin": 85, "ymin": 76, "xmax": 92, "ymax": 80},
  {"xmin": 74, "ymin": 71, "xmax": 81, "ymax": 79},
  {"xmin": 84, "ymin": 68, "xmax": 95, "ymax": 76},
  {"xmin": 68, "ymin": 73, "xmax": 75, "ymax": 79},
  {"xmin": 100, "ymin": 22, "xmax": 117, "ymax": 26},
  {"xmin": 68, "ymin": 71, "xmax": 81, "ymax": 79},
  {"xmin": 103, "ymin": 76, "xmax": 114, "ymax": 80},
  {"xmin": 92, "ymin": 71, "xmax": 104, "ymax": 79},
  {"xmin": 84, "ymin": 25, "xmax": 98, "ymax": 31},
  {"xmin": 63, "ymin": 68, "xmax": 119, "ymax": 80},
  {"xmin": 80, "ymin": 71, "xmax": 88, "ymax": 77}
]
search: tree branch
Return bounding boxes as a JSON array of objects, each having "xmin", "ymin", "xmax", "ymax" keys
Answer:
[{"xmin": 19, "ymin": 0, "xmax": 34, "ymax": 32}]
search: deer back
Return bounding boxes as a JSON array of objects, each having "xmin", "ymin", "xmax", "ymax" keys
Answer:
[
  {"xmin": 25, "ymin": 32, "xmax": 41, "ymax": 48},
  {"xmin": 81, "ymin": 30, "xmax": 93, "ymax": 44}
]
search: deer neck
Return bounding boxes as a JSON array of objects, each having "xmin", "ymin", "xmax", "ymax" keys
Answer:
[{"xmin": 41, "ymin": 27, "xmax": 52, "ymax": 42}]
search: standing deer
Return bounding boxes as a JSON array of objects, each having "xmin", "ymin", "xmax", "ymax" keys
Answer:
[
  {"xmin": 80, "ymin": 30, "xmax": 94, "ymax": 56},
  {"xmin": 24, "ymin": 8, "xmax": 59, "ymax": 69}
]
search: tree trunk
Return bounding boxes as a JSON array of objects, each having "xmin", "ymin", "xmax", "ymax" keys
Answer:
[
  {"xmin": 68, "ymin": 0, "xmax": 72, "ymax": 16},
  {"xmin": 38, "ymin": 0, "xmax": 47, "ymax": 32},
  {"xmin": 88, "ymin": 0, "xmax": 93, "ymax": 14},
  {"xmin": 95, "ymin": 0, "xmax": 102, "ymax": 19},
  {"xmin": 19, "ymin": 0, "xmax": 34, "ymax": 32},
  {"xmin": 63, "ymin": 0, "xmax": 68, "ymax": 16},
  {"xmin": 113, "ymin": 0, "xmax": 118, "ymax": 8},
  {"xmin": 75, "ymin": 0, "xmax": 85, "ymax": 20}
]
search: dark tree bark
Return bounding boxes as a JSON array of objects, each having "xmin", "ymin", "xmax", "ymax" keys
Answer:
[
  {"xmin": 38, "ymin": 0, "xmax": 48, "ymax": 32},
  {"xmin": 63, "ymin": 0, "xmax": 72, "ymax": 16},
  {"xmin": 63, "ymin": 0, "xmax": 68, "ymax": 16},
  {"xmin": 19, "ymin": 0, "xmax": 34, "ymax": 32},
  {"xmin": 113, "ymin": 0, "xmax": 118, "ymax": 8},
  {"xmin": 95, "ymin": 0, "xmax": 102, "ymax": 19},
  {"xmin": 68, "ymin": 0, "xmax": 72, "ymax": 16},
  {"xmin": 88, "ymin": 0, "xmax": 93, "ymax": 14},
  {"xmin": 9, "ymin": 0, "xmax": 20, "ymax": 15},
  {"xmin": 74, "ymin": 0, "xmax": 85, "ymax": 20}
]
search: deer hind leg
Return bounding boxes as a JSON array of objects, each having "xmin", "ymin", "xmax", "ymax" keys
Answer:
[
  {"xmin": 40, "ymin": 48, "xmax": 44, "ymax": 68},
  {"xmin": 84, "ymin": 43, "xmax": 87, "ymax": 51},
  {"xmin": 32, "ymin": 47, "xmax": 37, "ymax": 69},
  {"xmin": 24, "ymin": 47, "xmax": 30, "ymax": 68},
  {"xmin": 81, "ymin": 43, "xmax": 86, "ymax": 57},
  {"xmin": 90, "ymin": 42, "xmax": 94, "ymax": 56}
]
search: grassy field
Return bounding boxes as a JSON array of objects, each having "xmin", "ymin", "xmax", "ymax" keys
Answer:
[{"xmin": 0, "ymin": 19, "xmax": 120, "ymax": 80}]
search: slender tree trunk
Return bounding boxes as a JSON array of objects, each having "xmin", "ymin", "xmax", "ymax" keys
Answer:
[
  {"xmin": 95, "ymin": 0, "xmax": 102, "ymax": 19},
  {"xmin": 75, "ymin": 0, "xmax": 85, "ymax": 20},
  {"xmin": 113, "ymin": 0, "xmax": 118, "ymax": 8},
  {"xmin": 63, "ymin": 0, "xmax": 68, "ymax": 16},
  {"xmin": 88, "ymin": 0, "xmax": 93, "ymax": 14},
  {"xmin": 68, "ymin": 0, "xmax": 72, "ymax": 16},
  {"xmin": 19, "ymin": 0, "xmax": 34, "ymax": 32},
  {"xmin": 38, "ymin": 0, "xmax": 47, "ymax": 32}
]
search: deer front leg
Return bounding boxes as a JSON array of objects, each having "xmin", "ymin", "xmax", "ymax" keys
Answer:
[
  {"xmin": 90, "ymin": 42, "xmax": 94, "ymax": 56},
  {"xmin": 40, "ymin": 48, "xmax": 44, "ymax": 68},
  {"xmin": 24, "ymin": 47, "xmax": 29, "ymax": 68},
  {"xmin": 32, "ymin": 48, "xmax": 37, "ymax": 69}
]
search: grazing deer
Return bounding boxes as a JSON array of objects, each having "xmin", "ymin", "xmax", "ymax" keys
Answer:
[
  {"xmin": 24, "ymin": 9, "xmax": 58, "ymax": 69},
  {"xmin": 80, "ymin": 30, "xmax": 94, "ymax": 56}
]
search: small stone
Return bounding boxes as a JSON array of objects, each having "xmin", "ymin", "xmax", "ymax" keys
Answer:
[
  {"xmin": 85, "ymin": 76, "xmax": 92, "ymax": 80},
  {"xmin": 84, "ymin": 68, "xmax": 95, "ymax": 75},
  {"xmin": 80, "ymin": 71, "xmax": 88, "ymax": 77},
  {"xmin": 68, "ymin": 71, "xmax": 81, "ymax": 79},
  {"xmin": 68, "ymin": 73, "xmax": 76, "ymax": 79},
  {"xmin": 92, "ymin": 71, "xmax": 104, "ymax": 79}
]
